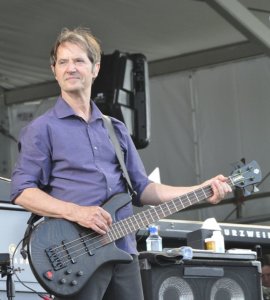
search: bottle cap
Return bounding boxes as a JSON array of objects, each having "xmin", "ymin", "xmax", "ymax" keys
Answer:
[
  {"xmin": 179, "ymin": 246, "xmax": 193, "ymax": 260},
  {"xmin": 149, "ymin": 225, "xmax": 158, "ymax": 234}
]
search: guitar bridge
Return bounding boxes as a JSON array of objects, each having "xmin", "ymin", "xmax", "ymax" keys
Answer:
[{"xmin": 45, "ymin": 245, "xmax": 65, "ymax": 271}]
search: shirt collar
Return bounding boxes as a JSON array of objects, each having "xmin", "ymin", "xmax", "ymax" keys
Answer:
[{"xmin": 54, "ymin": 96, "xmax": 103, "ymax": 122}]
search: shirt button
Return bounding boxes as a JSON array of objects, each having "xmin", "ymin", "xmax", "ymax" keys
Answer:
[
  {"xmin": 108, "ymin": 187, "xmax": 112, "ymax": 192},
  {"xmin": 94, "ymin": 146, "xmax": 98, "ymax": 150}
]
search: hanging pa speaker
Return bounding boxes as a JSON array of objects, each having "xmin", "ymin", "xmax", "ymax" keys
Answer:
[{"xmin": 139, "ymin": 254, "xmax": 263, "ymax": 300}]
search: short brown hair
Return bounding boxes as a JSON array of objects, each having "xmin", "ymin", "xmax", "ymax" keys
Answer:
[{"xmin": 50, "ymin": 27, "xmax": 101, "ymax": 66}]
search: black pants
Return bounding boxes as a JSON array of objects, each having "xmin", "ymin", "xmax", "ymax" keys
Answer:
[{"xmin": 55, "ymin": 255, "xmax": 144, "ymax": 300}]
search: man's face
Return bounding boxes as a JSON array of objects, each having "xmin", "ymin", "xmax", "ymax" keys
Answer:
[
  {"xmin": 262, "ymin": 265, "xmax": 270, "ymax": 287},
  {"xmin": 52, "ymin": 42, "xmax": 99, "ymax": 95}
]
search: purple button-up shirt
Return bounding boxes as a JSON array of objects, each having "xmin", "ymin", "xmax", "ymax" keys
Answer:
[{"xmin": 11, "ymin": 97, "xmax": 150, "ymax": 254}]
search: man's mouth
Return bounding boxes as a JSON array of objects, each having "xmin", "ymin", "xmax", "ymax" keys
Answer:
[{"xmin": 66, "ymin": 77, "xmax": 79, "ymax": 81}]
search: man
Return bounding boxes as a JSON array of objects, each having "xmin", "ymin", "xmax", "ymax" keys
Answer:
[
  {"xmin": 263, "ymin": 264, "xmax": 270, "ymax": 288},
  {"xmin": 11, "ymin": 27, "xmax": 232, "ymax": 300},
  {"xmin": 262, "ymin": 264, "xmax": 270, "ymax": 300}
]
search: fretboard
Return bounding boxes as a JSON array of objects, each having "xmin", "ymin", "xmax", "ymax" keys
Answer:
[{"xmin": 106, "ymin": 178, "xmax": 233, "ymax": 243}]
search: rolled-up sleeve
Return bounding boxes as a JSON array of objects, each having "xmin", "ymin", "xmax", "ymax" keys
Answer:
[{"xmin": 10, "ymin": 121, "xmax": 52, "ymax": 203}]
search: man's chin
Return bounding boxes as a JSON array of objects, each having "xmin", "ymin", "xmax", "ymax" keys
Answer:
[{"xmin": 63, "ymin": 86, "xmax": 82, "ymax": 93}]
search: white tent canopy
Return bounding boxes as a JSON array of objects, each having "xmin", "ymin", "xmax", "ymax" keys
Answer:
[{"xmin": 0, "ymin": 0, "xmax": 270, "ymax": 91}]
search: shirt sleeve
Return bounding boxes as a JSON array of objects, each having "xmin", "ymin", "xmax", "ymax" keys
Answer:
[
  {"xmin": 10, "ymin": 119, "xmax": 52, "ymax": 203},
  {"xmin": 111, "ymin": 118, "xmax": 151, "ymax": 206}
]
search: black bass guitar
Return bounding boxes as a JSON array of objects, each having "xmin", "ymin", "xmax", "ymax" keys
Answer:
[{"xmin": 26, "ymin": 161, "xmax": 261, "ymax": 297}]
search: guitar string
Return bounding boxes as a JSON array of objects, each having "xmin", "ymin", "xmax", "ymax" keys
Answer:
[
  {"xmin": 46, "ymin": 171, "xmax": 254, "ymax": 267},
  {"xmin": 51, "ymin": 186, "xmax": 215, "ymax": 267},
  {"xmin": 47, "ymin": 171, "xmax": 243, "ymax": 266},
  {"xmin": 45, "ymin": 172, "xmax": 243, "ymax": 266},
  {"xmin": 47, "ymin": 185, "xmax": 215, "ymax": 267},
  {"xmin": 50, "ymin": 174, "xmax": 230, "ymax": 255}
]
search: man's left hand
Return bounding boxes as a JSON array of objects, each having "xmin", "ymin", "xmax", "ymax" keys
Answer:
[{"xmin": 204, "ymin": 175, "xmax": 232, "ymax": 204}]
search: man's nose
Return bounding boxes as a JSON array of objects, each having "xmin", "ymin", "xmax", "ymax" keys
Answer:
[{"xmin": 66, "ymin": 61, "xmax": 77, "ymax": 72}]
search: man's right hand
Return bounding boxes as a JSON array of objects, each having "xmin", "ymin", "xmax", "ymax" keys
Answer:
[{"xmin": 75, "ymin": 206, "xmax": 113, "ymax": 235}]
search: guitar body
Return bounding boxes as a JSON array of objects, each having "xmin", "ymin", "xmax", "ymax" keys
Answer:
[{"xmin": 27, "ymin": 193, "xmax": 133, "ymax": 297}]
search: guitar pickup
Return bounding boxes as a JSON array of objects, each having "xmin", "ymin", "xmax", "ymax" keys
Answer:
[
  {"xmin": 62, "ymin": 240, "xmax": 77, "ymax": 264},
  {"xmin": 79, "ymin": 232, "xmax": 95, "ymax": 256}
]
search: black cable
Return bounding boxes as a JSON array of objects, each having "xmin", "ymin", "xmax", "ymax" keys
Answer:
[{"xmin": 10, "ymin": 237, "xmax": 53, "ymax": 299}]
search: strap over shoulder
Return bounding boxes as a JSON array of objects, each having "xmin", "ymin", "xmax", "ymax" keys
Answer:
[{"xmin": 102, "ymin": 115, "xmax": 137, "ymax": 199}]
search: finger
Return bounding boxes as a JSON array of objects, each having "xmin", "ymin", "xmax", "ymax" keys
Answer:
[
  {"xmin": 225, "ymin": 182, "xmax": 232, "ymax": 193},
  {"xmin": 91, "ymin": 223, "xmax": 108, "ymax": 235},
  {"xmin": 93, "ymin": 216, "xmax": 112, "ymax": 233},
  {"xmin": 209, "ymin": 181, "xmax": 221, "ymax": 203},
  {"xmin": 213, "ymin": 180, "xmax": 225, "ymax": 199},
  {"xmin": 215, "ymin": 174, "xmax": 228, "ymax": 182},
  {"xmin": 100, "ymin": 209, "xmax": 113, "ymax": 225}
]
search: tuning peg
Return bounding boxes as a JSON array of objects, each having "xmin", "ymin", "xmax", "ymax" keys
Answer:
[{"xmin": 253, "ymin": 186, "xmax": 259, "ymax": 193}]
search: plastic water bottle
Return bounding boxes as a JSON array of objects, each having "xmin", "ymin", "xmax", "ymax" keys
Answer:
[
  {"xmin": 212, "ymin": 230, "xmax": 225, "ymax": 253},
  {"xmin": 146, "ymin": 225, "xmax": 162, "ymax": 251},
  {"xmin": 165, "ymin": 246, "xmax": 193, "ymax": 260}
]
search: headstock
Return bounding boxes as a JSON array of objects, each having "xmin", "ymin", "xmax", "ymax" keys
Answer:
[{"xmin": 229, "ymin": 160, "xmax": 262, "ymax": 196}]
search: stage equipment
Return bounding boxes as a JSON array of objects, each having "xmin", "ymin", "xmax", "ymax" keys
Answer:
[
  {"xmin": 0, "ymin": 203, "xmax": 46, "ymax": 297},
  {"xmin": 92, "ymin": 50, "xmax": 150, "ymax": 149},
  {"xmin": 139, "ymin": 251, "xmax": 263, "ymax": 300},
  {"xmin": 0, "ymin": 253, "xmax": 15, "ymax": 300},
  {"xmin": 136, "ymin": 219, "xmax": 270, "ymax": 254},
  {"xmin": 0, "ymin": 177, "xmax": 11, "ymax": 202},
  {"xmin": 0, "ymin": 253, "xmax": 10, "ymax": 269}
]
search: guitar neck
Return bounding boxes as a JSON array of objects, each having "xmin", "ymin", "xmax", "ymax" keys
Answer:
[{"xmin": 108, "ymin": 178, "xmax": 233, "ymax": 242}]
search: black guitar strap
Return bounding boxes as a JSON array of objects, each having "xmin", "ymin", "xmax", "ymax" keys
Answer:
[{"xmin": 102, "ymin": 115, "xmax": 137, "ymax": 200}]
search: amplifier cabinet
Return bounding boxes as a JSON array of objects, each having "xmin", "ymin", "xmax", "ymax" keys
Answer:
[{"xmin": 139, "ymin": 253, "xmax": 263, "ymax": 300}]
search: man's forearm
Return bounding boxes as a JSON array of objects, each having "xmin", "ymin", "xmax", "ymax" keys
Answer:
[
  {"xmin": 14, "ymin": 187, "xmax": 77, "ymax": 220},
  {"xmin": 140, "ymin": 182, "xmax": 198, "ymax": 206}
]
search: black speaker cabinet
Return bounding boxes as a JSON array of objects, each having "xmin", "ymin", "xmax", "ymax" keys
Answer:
[{"xmin": 139, "ymin": 254, "xmax": 263, "ymax": 300}]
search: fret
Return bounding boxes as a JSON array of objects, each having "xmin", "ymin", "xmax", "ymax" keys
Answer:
[
  {"xmin": 133, "ymin": 215, "xmax": 141, "ymax": 229},
  {"xmin": 109, "ymin": 226, "xmax": 118, "ymax": 241},
  {"xmin": 124, "ymin": 222, "xmax": 133, "ymax": 236},
  {"xmin": 137, "ymin": 212, "xmax": 145, "ymax": 228},
  {"xmin": 164, "ymin": 201, "xmax": 173, "ymax": 215},
  {"xmin": 172, "ymin": 199, "xmax": 178, "ymax": 212},
  {"xmin": 157, "ymin": 203, "xmax": 165, "ymax": 217},
  {"xmin": 181, "ymin": 194, "xmax": 190, "ymax": 208},
  {"xmin": 118, "ymin": 219, "xmax": 128, "ymax": 236},
  {"xmin": 128, "ymin": 216, "xmax": 137, "ymax": 232},
  {"xmin": 193, "ymin": 191, "xmax": 200, "ymax": 203},
  {"xmin": 114, "ymin": 223, "xmax": 122, "ymax": 239},
  {"xmin": 142, "ymin": 210, "xmax": 150, "ymax": 226},
  {"xmin": 149, "ymin": 207, "xmax": 156, "ymax": 220},
  {"xmin": 107, "ymin": 230, "xmax": 114, "ymax": 243},
  {"xmin": 126, "ymin": 216, "xmax": 141, "ymax": 235},
  {"xmin": 174, "ymin": 196, "xmax": 183, "ymax": 211},
  {"xmin": 201, "ymin": 187, "xmax": 208, "ymax": 198}
]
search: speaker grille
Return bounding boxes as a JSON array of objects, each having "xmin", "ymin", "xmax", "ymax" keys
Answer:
[
  {"xmin": 210, "ymin": 277, "xmax": 244, "ymax": 300},
  {"xmin": 158, "ymin": 276, "xmax": 194, "ymax": 300}
]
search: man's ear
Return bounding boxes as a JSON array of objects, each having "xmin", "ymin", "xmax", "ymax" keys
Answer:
[
  {"xmin": 51, "ymin": 65, "xmax": 56, "ymax": 78},
  {"xmin": 92, "ymin": 63, "xmax": 100, "ymax": 78}
]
